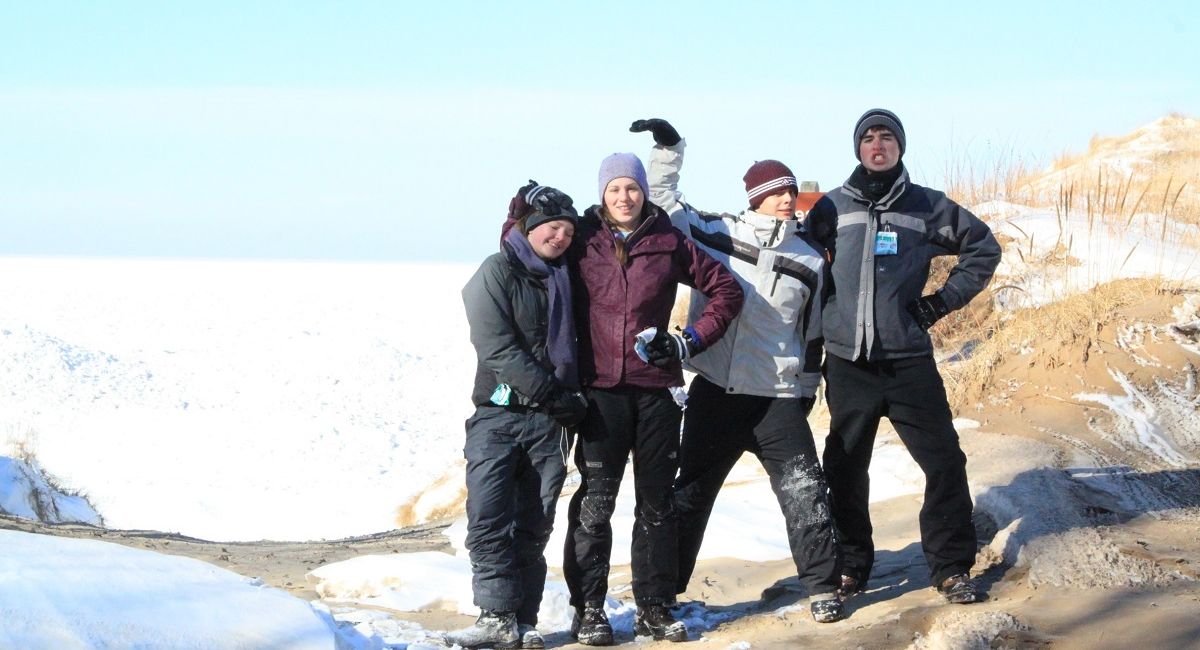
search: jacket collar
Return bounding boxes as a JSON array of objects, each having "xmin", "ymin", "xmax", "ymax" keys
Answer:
[
  {"xmin": 841, "ymin": 164, "xmax": 910, "ymax": 210},
  {"xmin": 582, "ymin": 203, "xmax": 667, "ymax": 247},
  {"xmin": 736, "ymin": 209, "xmax": 797, "ymax": 248}
]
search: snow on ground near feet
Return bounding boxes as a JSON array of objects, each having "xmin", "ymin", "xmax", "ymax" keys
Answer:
[
  {"xmin": 309, "ymin": 429, "xmax": 932, "ymax": 644},
  {"xmin": 0, "ymin": 529, "xmax": 340, "ymax": 649}
]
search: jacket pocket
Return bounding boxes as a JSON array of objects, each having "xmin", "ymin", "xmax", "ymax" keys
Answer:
[{"xmin": 775, "ymin": 355, "xmax": 801, "ymax": 385}]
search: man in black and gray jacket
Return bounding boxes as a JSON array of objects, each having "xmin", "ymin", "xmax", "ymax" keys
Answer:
[{"xmin": 807, "ymin": 108, "xmax": 1001, "ymax": 605}]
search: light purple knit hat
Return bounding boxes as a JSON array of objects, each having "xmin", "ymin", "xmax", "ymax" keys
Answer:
[{"xmin": 597, "ymin": 153, "xmax": 649, "ymax": 204}]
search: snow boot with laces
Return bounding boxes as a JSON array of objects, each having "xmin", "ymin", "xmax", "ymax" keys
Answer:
[
  {"xmin": 570, "ymin": 603, "xmax": 613, "ymax": 646},
  {"xmin": 633, "ymin": 604, "xmax": 687, "ymax": 642},
  {"xmin": 442, "ymin": 609, "xmax": 519, "ymax": 649},
  {"xmin": 937, "ymin": 573, "xmax": 983, "ymax": 604},
  {"xmin": 810, "ymin": 595, "xmax": 845, "ymax": 623},
  {"xmin": 517, "ymin": 623, "xmax": 544, "ymax": 649}
]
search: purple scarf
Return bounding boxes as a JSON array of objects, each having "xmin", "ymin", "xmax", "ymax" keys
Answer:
[{"xmin": 503, "ymin": 227, "xmax": 578, "ymax": 389}]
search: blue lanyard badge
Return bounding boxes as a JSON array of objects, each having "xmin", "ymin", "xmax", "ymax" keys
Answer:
[
  {"xmin": 874, "ymin": 229, "xmax": 898, "ymax": 256},
  {"xmin": 490, "ymin": 383, "xmax": 512, "ymax": 406}
]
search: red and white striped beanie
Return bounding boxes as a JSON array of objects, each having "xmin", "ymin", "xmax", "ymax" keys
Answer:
[{"xmin": 743, "ymin": 159, "xmax": 798, "ymax": 209}]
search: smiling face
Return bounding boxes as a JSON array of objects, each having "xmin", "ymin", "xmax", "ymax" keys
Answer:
[
  {"xmin": 859, "ymin": 126, "xmax": 902, "ymax": 172},
  {"xmin": 603, "ymin": 177, "xmax": 645, "ymax": 230},
  {"xmin": 755, "ymin": 188, "xmax": 798, "ymax": 220},
  {"xmin": 526, "ymin": 218, "xmax": 575, "ymax": 260}
]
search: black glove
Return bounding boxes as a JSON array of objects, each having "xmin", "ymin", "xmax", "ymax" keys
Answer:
[
  {"xmin": 907, "ymin": 294, "xmax": 950, "ymax": 331},
  {"xmin": 506, "ymin": 179, "xmax": 540, "ymax": 222},
  {"xmin": 643, "ymin": 328, "xmax": 700, "ymax": 368},
  {"xmin": 544, "ymin": 388, "xmax": 588, "ymax": 427},
  {"xmin": 629, "ymin": 118, "xmax": 682, "ymax": 147},
  {"xmin": 799, "ymin": 396, "xmax": 816, "ymax": 417}
]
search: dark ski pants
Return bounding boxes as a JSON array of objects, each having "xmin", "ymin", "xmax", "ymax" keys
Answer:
[
  {"xmin": 464, "ymin": 406, "xmax": 568, "ymax": 624},
  {"xmin": 822, "ymin": 354, "xmax": 977, "ymax": 587},
  {"xmin": 674, "ymin": 376, "xmax": 841, "ymax": 598},
  {"xmin": 562, "ymin": 386, "xmax": 682, "ymax": 608}
]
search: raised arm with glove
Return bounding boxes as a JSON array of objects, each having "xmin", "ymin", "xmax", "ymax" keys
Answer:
[{"xmin": 629, "ymin": 118, "xmax": 682, "ymax": 147}]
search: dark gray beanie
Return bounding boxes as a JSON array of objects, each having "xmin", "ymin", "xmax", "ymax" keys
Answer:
[{"xmin": 853, "ymin": 108, "xmax": 906, "ymax": 161}]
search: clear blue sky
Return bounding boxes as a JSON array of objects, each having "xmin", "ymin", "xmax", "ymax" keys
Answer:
[{"xmin": 2, "ymin": 1, "xmax": 1196, "ymax": 262}]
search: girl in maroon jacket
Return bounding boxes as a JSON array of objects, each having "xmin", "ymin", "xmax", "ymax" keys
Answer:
[{"xmin": 508, "ymin": 155, "xmax": 742, "ymax": 644}]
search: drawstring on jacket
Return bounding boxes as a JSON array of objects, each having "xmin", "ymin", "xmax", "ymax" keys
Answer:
[{"xmin": 559, "ymin": 426, "xmax": 571, "ymax": 465}]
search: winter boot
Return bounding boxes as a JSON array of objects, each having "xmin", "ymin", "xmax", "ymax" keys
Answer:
[
  {"xmin": 633, "ymin": 604, "xmax": 687, "ymax": 642},
  {"xmin": 810, "ymin": 596, "xmax": 845, "ymax": 623},
  {"xmin": 517, "ymin": 623, "xmax": 544, "ymax": 649},
  {"xmin": 570, "ymin": 603, "xmax": 613, "ymax": 646},
  {"xmin": 836, "ymin": 574, "xmax": 864, "ymax": 601},
  {"xmin": 442, "ymin": 609, "xmax": 519, "ymax": 649},
  {"xmin": 937, "ymin": 573, "xmax": 983, "ymax": 604}
]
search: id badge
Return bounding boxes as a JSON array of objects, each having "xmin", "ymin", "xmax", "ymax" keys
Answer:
[
  {"xmin": 489, "ymin": 383, "xmax": 512, "ymax": 406},
  {"xmin": 874, "ymin": 231, "xmax": 898, "ymax": 256}
]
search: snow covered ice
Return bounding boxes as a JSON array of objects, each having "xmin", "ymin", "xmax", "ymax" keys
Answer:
[
  {"xmin": 0, "ymin": 257, "xmax": 477, "ymax": 542},
  {"xmin": 0, "ymin": 529, "xmax": 338, "ymax": 650}
]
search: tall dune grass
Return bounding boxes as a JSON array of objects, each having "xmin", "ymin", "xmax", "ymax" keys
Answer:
[
  {"xmin": 965, "ymin": 114, "xmax": 1200, "ymax": 232},
  {"xmin": 942, "ymin": 138, "xmax": 1037, "ymax": 208},
  {"xmin": 932, "ymin": 116, "xmax": 1200, "ymax": 409}
]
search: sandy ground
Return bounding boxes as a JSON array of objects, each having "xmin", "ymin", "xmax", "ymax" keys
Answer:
[{"xmin": 7, "ymin": 288, "xmax": 1200, "ymax": 649}]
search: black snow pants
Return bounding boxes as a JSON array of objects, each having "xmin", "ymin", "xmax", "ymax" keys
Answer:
[
  {"xmin": 674, "ymin": 375, "xmax": 841, "ymax": 598},
  {"xmin": 463, "ymin": 405, "xmax": 569, "ymax": 624},
  {"xmin": 562, "ymin": 386, "xmax": 682, "ymax": 608},
  {"xmin": 822, "ymin": 353, "xmax": 977, "ymax": 587}
]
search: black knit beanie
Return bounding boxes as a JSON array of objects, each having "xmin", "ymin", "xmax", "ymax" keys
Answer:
[
  {"xmin": 523, "ymin": 185, "xmax": 578, "ymax": 232},
  {"xmin": 853, "ymin": 108, "xmax": 906, "ymax": 161}
]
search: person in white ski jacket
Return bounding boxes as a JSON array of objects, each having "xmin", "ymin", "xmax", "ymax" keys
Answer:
[{"xmin": 632, "ymin": 118, "xmax": 844, "ymax": 624}]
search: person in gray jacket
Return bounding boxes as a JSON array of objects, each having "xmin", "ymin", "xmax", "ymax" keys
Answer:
[
  {"xmin": 450, "ymin": 183, "xmax": 589, "ymax": 649},
  {"xmin": 632, "ymin": 118, "xmax": 844, "ymax": 623},
  {"xmin": 807, "ymin": 109, "xmax": 1001, "ymax": 605}
]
